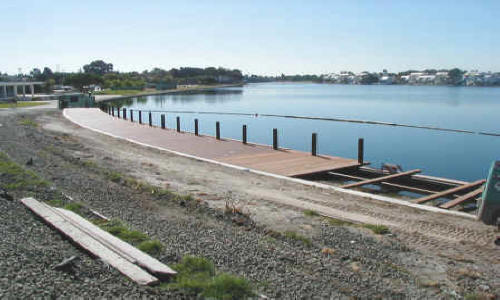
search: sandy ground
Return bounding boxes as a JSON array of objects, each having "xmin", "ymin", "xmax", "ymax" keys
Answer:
[{"xmin": 1, "ymin": 107, "xmax": 499, "ymax": 297}]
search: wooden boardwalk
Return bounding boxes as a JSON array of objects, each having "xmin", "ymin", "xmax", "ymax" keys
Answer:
[{"xmin": 65, "ymin": 108, "xmax": 360, "ymax": 177}]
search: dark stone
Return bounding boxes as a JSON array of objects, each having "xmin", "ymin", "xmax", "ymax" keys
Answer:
[{"xmin": 0, "ymin": 188, "xmax": 13, "ymax": 201}]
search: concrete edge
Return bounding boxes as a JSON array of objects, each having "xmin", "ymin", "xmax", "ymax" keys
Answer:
[{"xmin": 63, "ymin": 108, "xmax": 477, "ymax": 221}]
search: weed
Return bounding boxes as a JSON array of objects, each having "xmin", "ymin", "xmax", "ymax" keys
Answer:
[
  {"xmin": 106, "ymin": 171, "xmax": 122, "ymax": 183},
  {"xmin": 464, "ymin": 292, "xmax": 496, "ymax": 300},
  {"xmin": 362, "ymin": 224, "xmax": 390, "ymax": 235},
  {"xmin": 283, "ymin": 231, "xmax": 312, "ymax": 246},
  {"xmin": 303, "ymin": 209, "xmax": 319, "ymax": 217},
  {"xmin": 324, "ymin": 217, "xmax": 354, "ymax": 226},
  {"xmin": 417, "ymin": 279, "xmax": 440, "ymax": 288},
  {"xmin": 0, "ymin": 101, "xmax": 48, "ymax": 109},
  {"xmin": 63, "ymin": 202, "xmax": 84, "ymax": 215},
  {"xmin": 138, "ymin": 240, "xmax": 164, "ymax": 255},
  {"xmin": 18, "ymin": 118, "xmax": 38, "ymax": 127},
  {"xmin": 99, "ymin": 218, "xmax": 151, "ymax": 245}
]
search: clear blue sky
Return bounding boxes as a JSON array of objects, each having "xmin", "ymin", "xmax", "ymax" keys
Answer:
[{"xmin": 1, "ymin": 0, "xmax": 499, "ymax": 75}]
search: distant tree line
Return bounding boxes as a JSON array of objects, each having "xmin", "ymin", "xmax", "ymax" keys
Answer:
[{"xmin": 16, "ymin": 60, "xmax": 243, "ymax": 92}]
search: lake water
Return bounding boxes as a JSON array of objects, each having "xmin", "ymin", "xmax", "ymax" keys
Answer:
[{"xmin": 115, "ymin": 83, "xmax": 500, "ymax": 182}]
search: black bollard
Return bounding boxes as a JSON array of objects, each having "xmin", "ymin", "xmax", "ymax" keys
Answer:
[
  {"xmin": 358, "ymin": 138, "xmax": 364, "ymax": 165},
  {"xmin": 194, "ymin": 119, "xmax": 199, "ymax": 136},
  {"xmin": 273, "ymin": 128, "xmax": 278, "ymax": 150},
  {"xmin": 149, "ymin": 112, "xmax": 152, "ymax": 126},
  {"xmin": 311, "ymin": 133, "xmax": 317, "ymax": 156},
  {"xmin": 130, "ymin": 109, "xmax": 134, "ymax": 122},
  {"xmin": 176, "ymin": 116, "xmax": 180, "ymax": 132},
  {"xmin": 123, "ymin": 108, "xmax": 127, "ymax": 120},
  {"xmin": 216, "ymin": 122, "xmax": 220, "ymax": 140},
  {"xmin": 138, "ymin": 111, "xmax": 142, "ymax": 124},
  {"xmin": 161, "ymin": 114, "xmax": 165, "ymax": 129},
  {"xmin": 242, "ymin": 125, "xmax": 247, "ymax": 144}
]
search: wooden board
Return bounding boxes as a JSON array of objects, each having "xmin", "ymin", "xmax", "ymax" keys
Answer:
[
  {"xmin": 219, "ymin": 151, "xmax": 360, "ymax": 177},
  {"xmin": 341, "ymin": 169, "xmax": 421, "ymax": 189},
  {"xmin": 414, "ymin": 180, "xmax": 486, "ymax": 204},
  {"xmin": 439, "ymin": 187, "xmax": 484, "ymax": 209},
  {"xmin": 21, "ymin": 198, "xmax": 159, "ymax": 286},
  {"xmin": 56, "ymin": 208, "xmax": 176, "ymax": 276}
]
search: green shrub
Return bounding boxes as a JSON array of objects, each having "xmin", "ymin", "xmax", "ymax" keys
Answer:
[{"xmin": 0, "ymin": 152, "xmax": 48, "ymax": 190}]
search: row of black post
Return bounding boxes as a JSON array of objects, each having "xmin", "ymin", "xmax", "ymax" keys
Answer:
[{"xmin": 105, "ymin": 106, "xmax": 364, "ymax": 163}]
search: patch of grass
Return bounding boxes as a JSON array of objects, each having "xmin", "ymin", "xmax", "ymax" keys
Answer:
[
  {"xmin": 0, "ymin": 101, "xmax": 48, "ymax": 109},
  {"xmin": 63, "ymin": 202, "xmax": 84, "ymax": 215},
  {"xmin": 47, "ymin": 198, "xmax": 64, "ymax": 207},
  {"xmin": 138, "ymin": 240, "xmax": 164, "ymax": 255},
  {"xmin": 168, "ymin": 256, "xmax": 254, "ymax": 299},
  {"xmin": 303, "ymin": 209, "xmax": 319, "ymax": 217},
  {"xmin": 203, "ymin": 273, "xmax": 254, "ymax": 300},
  {"xmin": 96, "ymin": 89, "xmax": 144, "ymax": 96},
  {"xmin": 99, "ymin": 218, "xmax": 152, "ymax": 246},
  {"xmin": 283, "ymin": 231, "xmax": 312, "ymax": 246},
  {"xmin": 0, "ymin": 151, "xmax": 48, "ymax": 190},
  {"xmin": 18, "ymin": 118, "xmax": 38, "ymax": 127},
  {"xmin": 362, "ymin": 224, "xmax": 390, "ymax": 235}
]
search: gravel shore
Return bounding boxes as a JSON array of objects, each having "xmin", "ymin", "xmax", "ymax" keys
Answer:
[{"xmin": 0, "ymin": 108, "xmax": 497, "ymax": 299}]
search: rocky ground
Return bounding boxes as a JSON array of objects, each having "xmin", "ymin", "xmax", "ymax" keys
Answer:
[{"xmin": 0, "ymin": 107, "xmax": 498, "ymax": 299}]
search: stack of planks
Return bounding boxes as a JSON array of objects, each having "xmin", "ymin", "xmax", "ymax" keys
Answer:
[{"xmin": 21, "ymin": 197, "xmax": 176, "ymax": 286}]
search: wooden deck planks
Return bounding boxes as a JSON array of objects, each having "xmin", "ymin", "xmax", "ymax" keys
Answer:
[
  {"xmin": 341, "ymin": 169, "xmax": 421, "ymax": 189},
  {"xmin": 21, "ymin": 198, "xmax": 160, "ymax": 286},
  {"xmin": 414, "ymin": 180, "xmax": 486, "ymax": 204},
  {"xmin": 439, "ymin": 187, "xmax": 484, "ymax": 209},
  {"xmin": 56, "ymin": 208, "xmax": 176, "ymax": 277},
  {"xmin": 219, "ymin": 151, "xmax": 360, "ymax": 177},
  {"xmin": 66, "ymin": 108, "xmax": 361, "ymax": 177}
]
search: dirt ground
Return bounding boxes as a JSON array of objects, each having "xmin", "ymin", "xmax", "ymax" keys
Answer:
[{"xmin": 1, "ymin": 107, "xmax": 498, "ymax": 298}]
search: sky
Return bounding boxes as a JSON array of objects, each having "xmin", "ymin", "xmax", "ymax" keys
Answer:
[{"xmin": 1, "ymin": 0, "xmax": 499, "ymax": 75}]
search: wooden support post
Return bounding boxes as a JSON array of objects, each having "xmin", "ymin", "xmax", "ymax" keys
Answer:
[
  {"xmin": 216, "ymin": 122, "xmax": 220, "ymax": 140},
  {"xmin": 138, "ymin": 111, "xmax": 142, "ymax": 124},
  {"xmin": 176, "ymin": 116, "xmax": 180, "ymax": 132},
  {"xmin": 161, "ymin": 114, "xmax": 165, "ymax": 129},
  {"xmin": 130, "ymin": 110, "xmax": 134, "ymax": 122},
  {"xmin": 111, "ymin": 107, "xmax": 115, "ymax": 116},
  {"xmin": 273, "ymin": 128, "xmax": 278, "ymax": 150},
  {"xmin": 123, "ymin": 108, "xmax": 127, "ymax": 120},
  {"xmin": 311, "ymin": 133, "xmax": 317, "ymax": 156},
  {"xmin": 194, "ymin": 119, "xmax": 199, "ymax": 136},
  {"xmin": 148, "ymin": 112, "xmax": 152, "ymax": 126},
  {"xmin": 358, "ymin": 138, "xmax": 364, "ymax": 165},
  {"xmin": 242, "ymin": 125, "xmax": 247, "ymax": 144},
  {"xmin": 117, "ymin": 107, "xmax": 120, "ymax": 118}
]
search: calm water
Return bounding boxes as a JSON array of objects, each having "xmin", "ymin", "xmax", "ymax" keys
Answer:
[{"xmin": 116, "ymin": 83, "xmax": 500, "ymax": 181}]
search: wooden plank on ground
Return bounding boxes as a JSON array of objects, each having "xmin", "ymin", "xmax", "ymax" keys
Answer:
[
  {"xmin": 414, "ymin": 180, "xmax": 486, "ymax": 204},
  {"xmin": 341, "ymin": 169, "xmax": 421, "ymax": 189},
  {"xmin": 439, "ymin": 187, "xmax": 484, "ymax": 209},
  {"xmin": 20, "ymin": 198, "xmax": 159, "ymax": 286},
  {"xmin": 55, "ymin": 208, "xmax": 176, "ymax": 276}
]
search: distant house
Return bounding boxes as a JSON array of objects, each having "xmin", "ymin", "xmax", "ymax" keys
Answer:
[
  {"xmin": 379, "ymin": 75, "xmax": 394, "ymax": 85},
  {"xmin": 434, "ymin": 72, "xmax": 449, "ymax": 85},
  {"xmin": 409, "ymin": 72, "xmax": 424, "ymax": 84},
  {"xmin": 417, "ymin": 75, "xmax": 436, "ymax": 84}
]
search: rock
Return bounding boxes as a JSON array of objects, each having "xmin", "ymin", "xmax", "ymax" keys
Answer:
[
  {"xmin": 0, "ymin": 188, "xmax": 13, "ymax": 201},
  {"xmin": 26, "ymin": 158, "xmax": 33, "ymax": 166}
]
